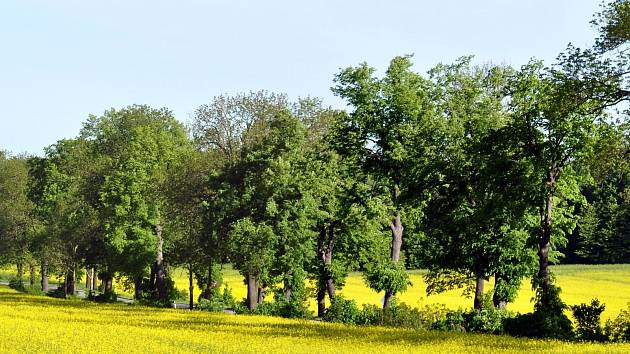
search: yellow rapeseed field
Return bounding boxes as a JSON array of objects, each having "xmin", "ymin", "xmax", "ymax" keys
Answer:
[
  {"xmin": 1, "ymin": 285, "xmax": 629, "ymax": 354},
  {"xmin": 170, "ymin": 264, "xmax": 630, "ymax": 320}
]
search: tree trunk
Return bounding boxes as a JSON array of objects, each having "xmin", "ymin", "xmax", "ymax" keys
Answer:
[
  {"xmin": 474, "ymin": 274, "xmax": 485, "ymax": 310},
  {"xmin": 41, "ymin": 262, "xmax": 49, "ymax": 292},
  {"xmin": 92, "ymin": 266, "xmax": 97, "ymax": 292},
  {"xmin": 538, "ymin": 188, "xmax": 554, "ymax": 303},
  {"xmin": 133, "ymin": 276, "xmax": 143, "ymax": 300},
  {"xmin": 284, "ymin": 276, "xmax": 293, "ymax": 301},
  {"xmin": 188, "ymin": 264, "xmax": 194, "ymax": 311},
  {"xmin": 317, "ymin": 286, "xmax": 326, "ymax": 318},
  {"xmin": 492, "ymin": 273, "xmax": 507, "ymax": 309},
  {"xmin": 201, "ymin": 260, "xmax": 214, "ymax": 299},
  {"xmin": 16, "ymin": 262, "xmax": 24, "ymax": 283},
  {"xmin": 104, "ymin": 273, "xmax": 113, "ymax": 294},
  {"xmin": 383, "ymin": 212, "xmax": 403, "ymax": 309},
  {"xmin": 155, "ymin": 219, "xmax": 166, "ymax": 302},
  {"xmin": 257, "ymin": 285, "xmax": 266, "ymax": 305},
  {"xmin": 149, "ymin": 262, "xmax": 156, "ymax": 291},
  {"xmin": 86, "ymin": 267, "xmax": 93, "ymax": 291},
  {"xmin": 65, "ymin": 268, "xmax": 75, "ymax": 296},
  {"xmin": 28, "ymin": 263, "xmax": 35, "ymax": 286},
  {"xmin": 246, "ymin": 273, "xmax": 259, "ymax": 311}
]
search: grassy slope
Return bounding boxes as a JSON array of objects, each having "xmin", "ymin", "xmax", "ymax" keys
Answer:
[{"xmin": 0, "ymin": 285, "xmax": 628, "ymax": 354}]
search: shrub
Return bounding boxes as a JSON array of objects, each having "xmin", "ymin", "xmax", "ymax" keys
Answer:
[
  {"xmin": 604, "ymin": 303, "xmax": 630, "ymax": 342},
  {"xmin": 8, "ymin": 277, "xmax": 25, "ymax": 291},
  {"xmin": 504, "ymin": 284, "xmax": 573, "ymax": 339},
  {"xmin": 324, "ymin": 296, "xmax": 361, "ymax": 324},
  {"xmin": 432, "ymin": 310, "xmax": 466, "ymax": 332},
  {"xmin": 432, "ymin": 307, "xmax": 512, "ymax": 334},
  {"xmin": 571, "ymin": 299, "xmax": 607, "ymax": 342}
]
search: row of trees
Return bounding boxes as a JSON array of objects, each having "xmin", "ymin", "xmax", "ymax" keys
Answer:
[{"xmin": 1, "ymin": 0, "xmax": 629, "ymax": 316}]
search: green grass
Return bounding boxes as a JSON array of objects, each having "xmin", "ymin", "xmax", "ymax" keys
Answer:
[{"xmin": 1, "ymin": 285, "xmax": 629, "ymax": 353}]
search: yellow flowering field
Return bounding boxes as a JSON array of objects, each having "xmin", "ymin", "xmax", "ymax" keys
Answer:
[
  {"xmin": 170, "ymin": 264, "xmax": 630, "ymax": 319},
  {"xmin": 1, "ymin": 285, "xmax": 629, "ymax": 354}
]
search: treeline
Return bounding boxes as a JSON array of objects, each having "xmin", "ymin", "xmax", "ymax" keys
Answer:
[{"xmin": 0, "ymin": 0, "xmax": 629, "ymax": 323}]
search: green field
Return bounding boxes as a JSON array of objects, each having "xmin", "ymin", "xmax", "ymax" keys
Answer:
[{"xmin": 0, "ymin": 285, "xmax": 628, "ymax": 353}]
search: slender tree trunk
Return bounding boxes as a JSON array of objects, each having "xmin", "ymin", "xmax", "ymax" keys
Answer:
[
  {"xmin": 149, "ymin": 262, "xmax": 156, "ymax": 291},
  {"xmin": 155, "ymin": 219, "xmax": 166, "ymax": 302},
  {"xmin": 246, "ymin": 273, "xmax": 259, "ymax": 311},
  {"xmin": 538, "ymin": 186, "xmax": 554, "ymax": 303},
  {"xmin": 65, "ymin": 267, "xmax": 75, "ymax": 296},
  {"xmin": 188, "ymin": 264, "xmax": 194, "ymax": 310},
  {"xmin": 201, "ymin": 260, "xmax": 214, "ymax": 299},
  {"xmin": 284, "ymin": 276, "xmax": 293, "ymax": 301},
  {"xmin": 92, "ymin": 266, "xmax": 97, "ymax": 292},
  {"xmin": 316, "ymin": 224, "xmax": 336, "ymax": 316},
  {"xmin": 16, "ymin": 262, "xmax": 24, "ymax": 284},
  {"xmin": 492, "ymin": 273, "xmax": 507, "ymax": 309},
  {"xmin": 474, "ymin": 273, "xmax": 485, "ymax": 310},
  {"xmin": 133, "ymin": 276, "xmax": 143, "ymax": 300},
  {"xmin": 40, "ymin": 262, "xmax": 48, "ymax": 293},
  {"xmin": 317, "ymin": 286, "xmax": 326, "ymax": 318},
  {"xmin": 257, "ymin": 284, "xmax": 266, "ymax": 305},
  {"xmin": 29, "ymin": 263, "xmax": 35, "ymax": 286},
  {"xmin": 104, "ymin": 272, "xmax": 113, "ymax": 294},
  {"xmin": 86, "ymin": 267, "xmax": 93, "ymax": 291},
  {"xmin": 383, "ymin": 212, "xmax": 403, "ymax": 309}
]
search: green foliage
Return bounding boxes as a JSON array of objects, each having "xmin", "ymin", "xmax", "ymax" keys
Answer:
[
  {"xmin": 604, "ymin": 303, "xmax": 630, "ymax": 342},
  {"xmin": 197, "ymin": 286, "xmax": 237, "ymax": 312},
  {"xmin": 324, "ymin": 296, "xmax": 362, "ymax": 324},
  {"xmin": 363, "ymin": 260, "xmax": 410, "ymax": 295},
  {"xmin": 571, "ymin": 299, "xmax": 607, "ymax": 342}
]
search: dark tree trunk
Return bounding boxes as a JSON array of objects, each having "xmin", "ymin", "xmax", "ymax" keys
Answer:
[
  {"xmin": 41, "ymin": 262, "xmax": 49, "ymax": 293},
  {"xmin": 257, "ymin": 284, "xmax": 266, "ymax": 305},
  {"xmin": 188, "ymin": 264, "xmax": 194, "ymax": 311},
  {"xmin": 284, "ymin": 277, "xmax": 293, "ymax": 301},
  {"xmin": 16, "ymin": 262, "xmax": 24, "ymax": 283},
  {"xmin": 474, "ymin": 274, "xmax": 485, "ymax": 310},
  {"xmin": 29, "ymin": 263, "xmax": 35, "ymax": 286},
  {"xmin": 383, "ymin": 212, "xmax": 403, "ymax": 309},
  {"xmin": 104, "ymin": 272, "xmax": 113, "ymax": 294},
  {"xmin": 538, "ymin": 184, "xmax": 554, "ymax": 304},
  {"xmin": 149, "ymin": 262, "xmax": 156, "ymax": 291},
  {"xmin": 86, "ymin": 267, "xmax": 92, "ymax": 291},
  {"xmin": 65, "ymin": 268, "xmax": 76, "ymax": 296},
  {"xmin": 133, "ymin": 276, "xmax": 143, "ymax": 300},
  {"xmin": 246, "ymin": 273, "xmax": 259, "ymax": 311},
  {"xmin": 316, "ymin": 224, "xmax": 336, "ymax": 316},
  {"xmin": 155, "ymin": 219, "xmax": 166, "ymax": 302},
  {"xmin": 201, "ymin": 260, "xmax": 214, "ymax": 300},
  {"xmin": 317, "ymin": 286, "xmax": 326, "ymax": 318},
  {"xmin": 492, "ymin": 273, "xmax": 508, "ymax": 309}
]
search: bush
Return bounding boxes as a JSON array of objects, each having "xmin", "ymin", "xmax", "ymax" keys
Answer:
[
  {"xmin": 8, "ymin": 277, "xmax": 25, "ymax": 291},
  {"xmin": 504, "ymin": 285, "xmax": 573, "ymax": 339},
  {"xmin": 324, "ymin": 296, "xmax": 361, "ymax": 324},
  {"xmin": 432, "ymin": 307, "xmax": 512, "ymax": 334},
  {"xmin": 571, "ymin": 299, "xmax": 607, "ymax": 342},
  {"xmin": 432, "ymin": 310, "xmax": 466, "ymax": 332},
  {"xmin": 604, "ymin": 304, "xmax": 630, "ymax": 342}
]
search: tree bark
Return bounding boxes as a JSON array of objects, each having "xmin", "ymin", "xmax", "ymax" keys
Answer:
[
  {"xmin": 383, "ymin": 212, "xmax": 403, "ymax": 309},
  {"xmin": 538, "ymin": 187, "xmax": 554, "ymax": 303},
  {"xmin": 257, "ymin": 284, "xmax": 266, "ymax": 304},
  {"xmin": 474, "ymin": 273, "xmax": 485, "ymax": 310},
  {"xmin": 188, "ymin": 264, "xmax": 194, "ymax": 311},
  {"xmin": 16, "ymin": 262, "xmax": 23, "ymax": 284},
  {"xmin": 29, "ymin": 263, "xmax": 35, "ymax": 286},
  {"xmin": 104, "ymin": 272, "xmax": 113, "ymax": 294},
  {"xmin": 317, "ymin": 286, "xmax": 326, "ymax": 318},
  {"xmin": 246, "ymin": 273, "xmax": 259, "ymax": 311},
  {"xmin": 155, "ymin": 219, "xmax": 166, "ymax": 302},
  {"xmin": 40, "ymin": 262, "xmax": 48, "ymax": 293},
  {"xmin": 65, "ymin": 267, "xmax": 75, "ymax": 296},
  {"xmin": 91, "ymin": 266, "xmax": 97, "ymax": 292},
  {"xmin": 492, "ymin": 273, "xmax": 508, "ymax": 309},
  {"xmin": 201, "ymin": 260, "xmax": 214, "ymax": 299},
  {"xmin": 133, "ymin": 276, "xmax": 143, "ymax": 300},
  {"xmin": 86, "ymin": 267, "xmax": 93, "ymax": 291},
  {"xmin": 316, "ymin": 224, "xmax": 337, "ymax": 316}
]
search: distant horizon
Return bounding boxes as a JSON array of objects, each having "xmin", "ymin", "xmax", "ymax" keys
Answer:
[{"xmin": 1, "ymin": 0, "xmax": 601, "ymax": 156}]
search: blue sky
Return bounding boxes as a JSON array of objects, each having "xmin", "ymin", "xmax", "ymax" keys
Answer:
[{"xmin": 1, "ymin": 0, "xmax": 601, "ymax": 155}]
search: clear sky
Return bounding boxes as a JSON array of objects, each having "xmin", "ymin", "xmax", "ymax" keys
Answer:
[{"xmin": 0, "ymin": 0, "xmax": 602, "ymax": 156}]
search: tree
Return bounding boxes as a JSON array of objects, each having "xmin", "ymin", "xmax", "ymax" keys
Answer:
[
  {"xmin": 332, "ymin": 55, "xmax": 435, "ymax": 308},
  {"xmin": 82, "ymin": 105, "xmax": 189, "ymax": 302}
]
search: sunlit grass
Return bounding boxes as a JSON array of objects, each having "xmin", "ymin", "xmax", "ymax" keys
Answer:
[{"xmin": 1, "ymin": 285, "xmax": 628, "ymax": 354}]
